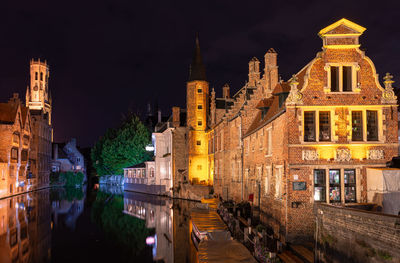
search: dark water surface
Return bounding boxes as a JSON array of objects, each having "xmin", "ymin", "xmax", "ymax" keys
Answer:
[{"xmin": 0, "ymin": 186, "xmax": 197, "ymax": 263}]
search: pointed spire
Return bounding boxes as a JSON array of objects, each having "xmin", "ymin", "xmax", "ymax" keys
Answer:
[{"xmin": 188, "ymin": 32, "xmax": 207, "ymax": 81}]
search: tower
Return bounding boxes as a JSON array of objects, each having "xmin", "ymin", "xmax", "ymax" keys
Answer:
[
  {"xmin": 187, "ymin": 34, "xmax": 210, "ymax": 185},
  {"xmin": 27, "ymin": 59, "xmax": 51, "ymax": 125}
]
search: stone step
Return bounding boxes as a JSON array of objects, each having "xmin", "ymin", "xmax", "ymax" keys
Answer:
[
  {"xmin": 277, "ymin": 250, "xmax": 304, "ymax": 263},
  {"xmin": 290, "ymin": 244, "xmax": 314, "ymax": 263}
]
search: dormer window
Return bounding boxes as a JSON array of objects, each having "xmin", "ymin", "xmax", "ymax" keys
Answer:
[{"xmin": 326, "ymin": 64, "xmax": 358, "ymax": 93}]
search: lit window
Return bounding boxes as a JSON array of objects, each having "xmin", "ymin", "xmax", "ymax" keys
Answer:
[
  {"xmin": 304, "ymin": 111, "xmax": 316, "ymax": 142},
  {"xmin": 344, "ymin": 169, "xmax": 356, "ymax": 202},
  {"xmin": 367, "ymin": 110, "xmax": 378, "ymax": 141},
  {"xmin": 314, "ymin": 169, "xmax": 326, "ymax": 202},
  {"xmin": 329, "ymin": 169, "xmax": 341, "ymax": 202},
  {"xmin": 319, "ymin": 111, "xmax": 331, "ymax": 141},
  {"xmin": 351, "ymin": 111, "xmax": 363, "ymax": 141}
]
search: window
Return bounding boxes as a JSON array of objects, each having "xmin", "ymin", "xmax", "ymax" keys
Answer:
[
  {"xmin": 150, "ymin": 168, "xmax": 155, "ymax": 178},
  {"xmin": 329, "ymin": 169, "xmax": 341, "ymax": 202},
  {"xmin": 314, "ymin": 169, "xmax": 326, "ymax": 202},
  {"xmin": 279, "ymin": 93, "xmax": 289, "ymax": 108},
  {"xmin": 275, "ymin": 166, "xmax": 282, "ymax": 199},
  {"xmin": 196, "ymin": 140, "xmax": 201, "ymax": 146},
  {"xmin": 351, "ymin": 111, "xmax": 363, "ymax": 141},
  {"xmin": 330, "ymin": 66, "xmax": 339, "ymax": 92},
  {"xmin": 197, "ymin": 105, "xmax": 202, "ymax": 110},
  {"xmin": 264, "ymin": 168, "xmax": 270, "ymax": 194},
  {"xmin": 319, "ymin": 111, "xmax": 331, "ymax": 141},
  {"xmin": 197, "ymin": 88, "xmax": 202, "ymax": 93},
  {"xmin": 344, "ymin": 169, "xmax": 356, "ymax": 202},
  {"xmin": 143, "ymin": 169, "xmax": 146, "ymax": 177},
  {"xmin": 21, "ymin": 150, "xmax": 28, "ymax": 161},
  {"xmin": 343, "ymin": 66, "xmax": 352, "ymax": 92},
  {"xmin": 35, "ymin": 72, "xmax": 38, "ymax": 80},
  {"xmin": 198, "ymin": 120, "xmax": 202, "ymax": 126},
  {"xmin": 40, "ymin": 72, "xmax": 43, "ymax": 81},
  {"xmin": 304, "ymin": 111, "xmax": 316, "ymax": 142},
  {"xmin": 367, "ymin": 110, "xmax": 378, "ymax": 141},
  {"xmin": 267, "ymin": 129, "xmax": 272, "ymax": 156},
  {"xmin": 11, "ymin": 148, "xmax": 18, "ymax": 160},
  {"xmin": 23, "ymin": 136, "xmax": 29, "ymax": 146},
  {"xmin": 330, "ymin": 65, "xmax": 353, "ymax": 92},
  {"xmin": 13, "ymin": 133, "xmax": 19, "ymax": 144},
  {"xmin": 197, "ymin": 165, "xmax": 202, "ymax": 171}
]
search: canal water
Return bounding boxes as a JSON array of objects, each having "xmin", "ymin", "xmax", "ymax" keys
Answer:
[{"xmin": 0, "ymin": 186, "xmax": 198, "ymax": 263}]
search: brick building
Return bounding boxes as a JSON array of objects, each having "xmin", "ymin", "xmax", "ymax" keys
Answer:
[
  {"xmin": 26, "ymin": 59, "xmax": 53, "ymax": 189},
  {"xmin": 0, "ymin": 94, "xmax": 32, "ymax": 198},
  {"xmin": 207, "ymin": 18, "xmax": 399, "ymax": 243}
]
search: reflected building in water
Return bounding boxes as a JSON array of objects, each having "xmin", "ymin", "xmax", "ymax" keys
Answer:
[
  {"xmin": 124, "ymin": 192, "xmax": 174, "ymax": 263},
  {"xmin": 0, "ymin": 190, "xmax": 51, "ymax": 263},
  {"xmin": 51, "ymin": 190, "xmax": 85, "ymax": 231},
  {"xmin": 123, "ymin": 191, "xmax": 197, "ymax": 263}
]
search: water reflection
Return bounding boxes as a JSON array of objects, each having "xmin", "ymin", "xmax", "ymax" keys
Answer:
[
  {"xmin": 0, "ymin": 186, "xmax": 197, "ymax": 263},
  {"xmin": 0, "ymin": 190, "xmax": 51, "ymax": 263}
]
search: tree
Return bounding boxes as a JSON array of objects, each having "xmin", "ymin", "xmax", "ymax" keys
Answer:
[{"xmin": 91, "ymin": 114, "xmax": 152, "ymax": 176}]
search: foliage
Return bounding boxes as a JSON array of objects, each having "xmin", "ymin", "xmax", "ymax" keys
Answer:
[
  {"xmin": 91, "ymin": 114, "xmax": 151, "ymax": 176},
  {"xmin": 59, "ymin": 171, "xmax": 85, "ymax": 187},
  {"xmin": 91, "ymin": 191, "xmax": 154, "ymax": 257}
]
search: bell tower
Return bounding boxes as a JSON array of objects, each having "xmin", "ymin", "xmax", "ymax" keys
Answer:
[
  {"xmin": 26, "ymin": 59, "xmax": 52, "ymax": 124},
  {"xmin": 187, "ymin": 34, "xmax": 210, "ymax": 185}
]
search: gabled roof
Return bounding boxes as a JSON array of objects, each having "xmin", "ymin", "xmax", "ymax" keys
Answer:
[
  {"xmin": 0, "ymin": 103, "xmax": 18, "ymax": 124},
  {"xmin": 319, "ymin": 18, "xmax": 366, "ymax": 37},
  {"xmin": 273, "ymin": 82, "xmax": 291, "ymax": 94},
  {"xmin": 256, "ymin": 98, "xmax": 273, "ymax": 109},
  {"xmin": 244, "ymin": 84, "xmax": 286, "ymax": 137}
]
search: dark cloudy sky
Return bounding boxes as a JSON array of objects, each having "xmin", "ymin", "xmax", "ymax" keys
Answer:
[{"xmin": 0, "ymin": 0, "xmax": 399, "ymax": 147}]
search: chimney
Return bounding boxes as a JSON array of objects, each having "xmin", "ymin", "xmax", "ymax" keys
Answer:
[
  {"xmin": 248, "ymin": 57, "xmax": 260, "ymax": 86},
  {"xmin": 172, "ymin": 107, "xmax": 180, "ymax": 127},
  {"xmin": 158, "ymin": 110, "xmax": 162, "ymax": 123},
  {"xmin": 264, "ymin": 48, "xmax": 278, "ymax": 92},
  {"xmin": 222, "ymin": 84, "xmax": 230, "ymax": 99},
  {"xmin": 9, "ymin": 93, "xmax": 21, "ymax": 105}
]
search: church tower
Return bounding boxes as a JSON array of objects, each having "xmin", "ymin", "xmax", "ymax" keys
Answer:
[
  {"xmin": 187, "ymin": 34, "xmax": 210, "ymax": 185},
  {"xmin": 27, "ymin": 59, "xmax": 52, "ymax": 125}
]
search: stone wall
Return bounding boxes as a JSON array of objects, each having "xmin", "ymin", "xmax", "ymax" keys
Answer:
[{"xmin": 315, "ymin": 203, "xmax": 400, "ymax": 263}]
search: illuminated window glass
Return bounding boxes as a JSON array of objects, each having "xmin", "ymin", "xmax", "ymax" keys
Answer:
[
  {"xmin": 314, "ymin": 169, "xmax": 326, "ymax": 202},
  {"xmin": 352, "ymin": 111, "xmax": 363, "ymax": 141},
  {"xmin": 329, "ymin": 169, "xmax": 341, "ymax": 202},
  {"xmin": 330, "ymin": 66, "xmax": 339, "ymax": 92},
  {"xmin": 344, "ymin": 169, "xmax": 356, "ymax": 203},
  {"xmin": 319, "ymin": 111, "xmax": 330, "ymax": 141},
  {"xmin": 304, "ymin": 111, "xmax": 316, "ymax": 142},
  {"xmin": 367, "ymin": 110, "xmax": 378, "ymax": 141},
  {"xmin": 343, "ymin": 66, "xmax": 352, "ymax": 92}
]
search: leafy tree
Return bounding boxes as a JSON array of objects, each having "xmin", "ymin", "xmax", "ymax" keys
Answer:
[
  {"xmin": 59, "ymin": 171, "xmax": 85, "ymax": 187},
  {"xmin": 91, "ymin": 114, "xmax": 151, "ymax": 176}
]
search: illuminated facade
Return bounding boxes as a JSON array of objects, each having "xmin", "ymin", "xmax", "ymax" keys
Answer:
[
  {"xmin": 26, "ymin": 59, "xmax": 53, "ymax": 189},
  {"xmin": 208, "ymin": 18, "xmax": 398, "ymax": 243},
  {"xmin": 186, "ymin": 36, "xmax": 210, "ymax": 185},
  {"xmin": 0, "ymin": 94, "xmax": 32, "ymax": 198}
]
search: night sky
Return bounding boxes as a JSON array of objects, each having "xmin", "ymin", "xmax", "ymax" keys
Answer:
[{"xmin": 1, "ymin": 0, "xmax": 399, "ymax": 147}]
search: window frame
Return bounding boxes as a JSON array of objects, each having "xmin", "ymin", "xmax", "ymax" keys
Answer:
[
  {"xmin": 313, "ymin": 169, "xmax": 326, "ymax": 202},
  {"xmin": 325, "ymin": 63, "xmax": 358, "ymax": 93}
]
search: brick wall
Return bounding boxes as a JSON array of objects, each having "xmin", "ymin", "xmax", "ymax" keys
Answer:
[{"xmin": 315, "ymin": 203, "xmax": 400, "ymax": 263}]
